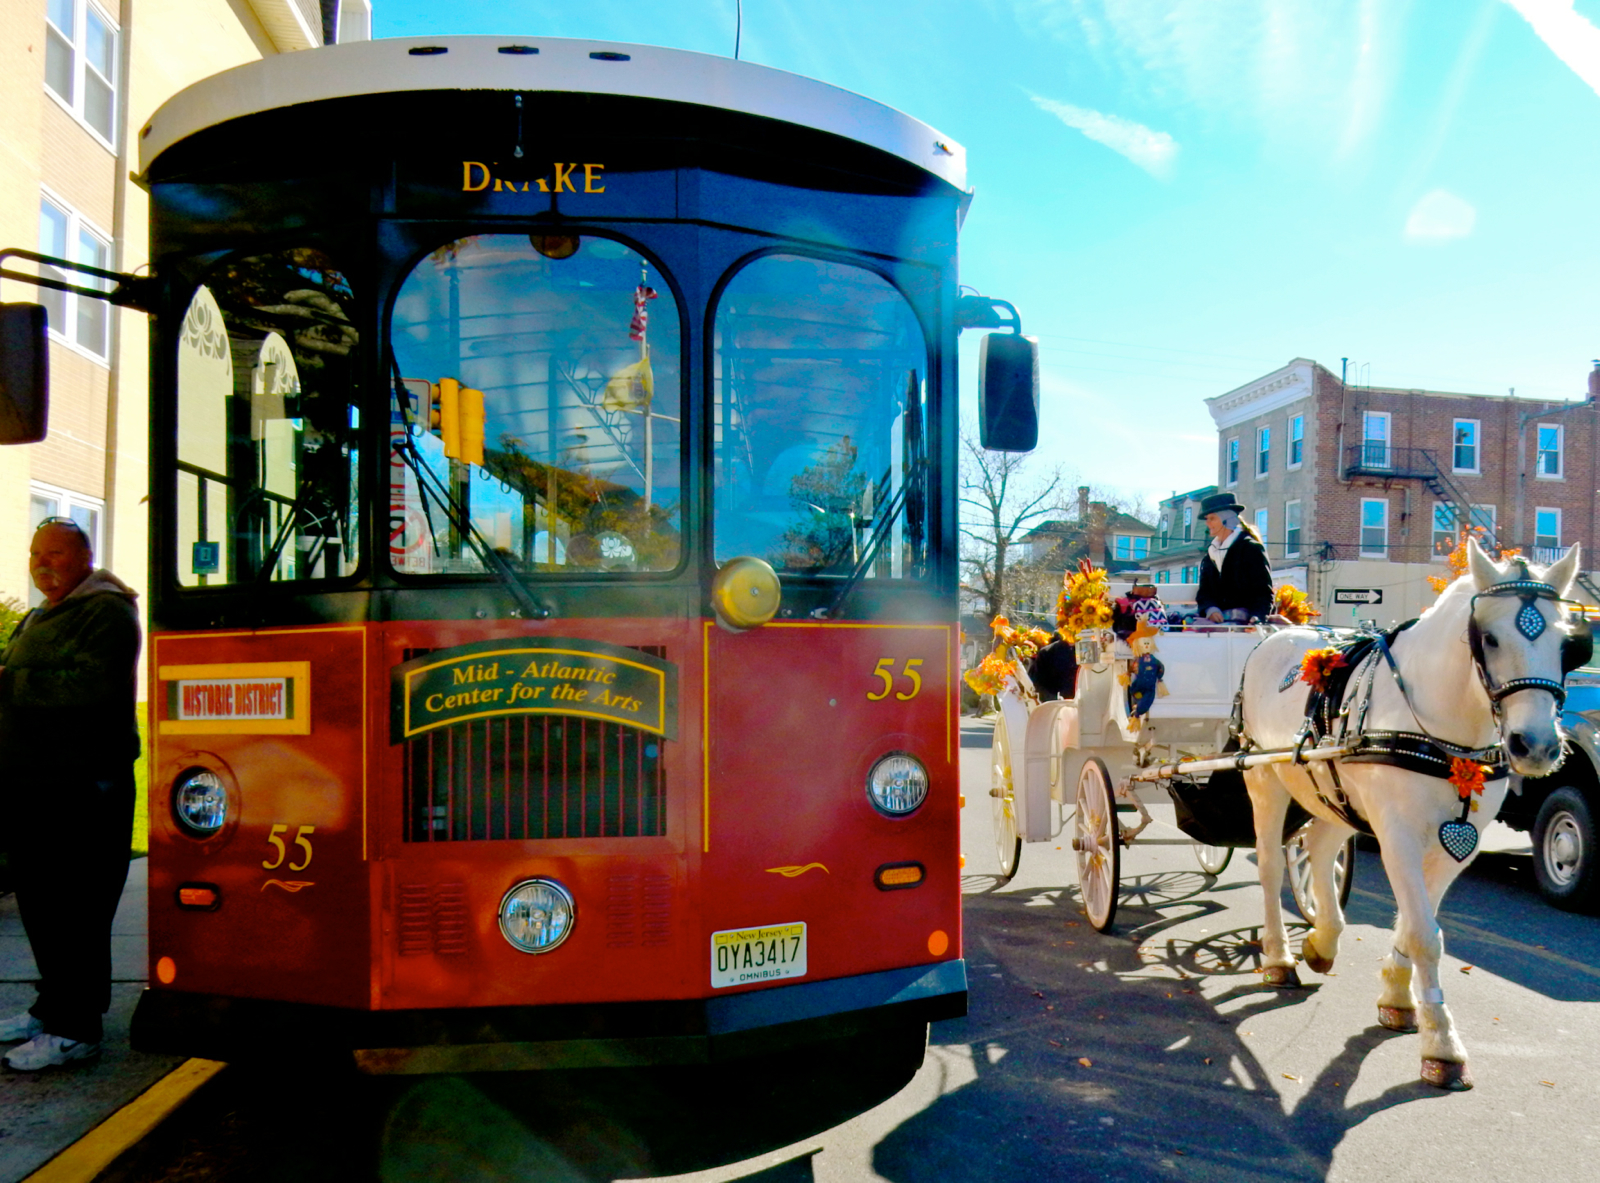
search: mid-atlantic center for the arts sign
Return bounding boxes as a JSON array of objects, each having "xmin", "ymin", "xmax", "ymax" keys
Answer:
[{"xmin": 391, "ymin": 637, "xmax": 678, "ymax": 742}]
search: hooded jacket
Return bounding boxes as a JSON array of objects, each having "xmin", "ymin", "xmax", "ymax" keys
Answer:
[{"xmin": 0, "ymin": 570, "xmax": 141, "ymax": 776}]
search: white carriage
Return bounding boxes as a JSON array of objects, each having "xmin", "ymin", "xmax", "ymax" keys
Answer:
[{"xmin": 986, "ymin": 603, "xmax": 1356, "ymax": 931}]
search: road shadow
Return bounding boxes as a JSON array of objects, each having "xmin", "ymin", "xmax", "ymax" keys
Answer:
[
  {"xmin": 1251, "ymin": 845, "xmax": 1600, "ymax": 1003},
  {"xmin": 877, "ymin": 871, "xmax": 1454, "ymax": 1182}
]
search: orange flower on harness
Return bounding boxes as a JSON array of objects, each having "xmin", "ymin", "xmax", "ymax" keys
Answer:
[
  {"xmin": 1299, "ymin": 647, "xmax": 1348, "ymax": 692},
  {"xmin": 1448, "ymin": 758, "xmax": 1489, "ymax": 801}
]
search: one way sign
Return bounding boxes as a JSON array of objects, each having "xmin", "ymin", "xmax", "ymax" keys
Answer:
[{"xmin": 1333, "ymin": 588, "xmax": 1383, "ymax": 605}]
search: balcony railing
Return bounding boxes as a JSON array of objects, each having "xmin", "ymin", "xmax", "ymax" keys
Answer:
[{"xmin": 1343, "ymin": 444, "xmax": 1444, "ymax": 481}]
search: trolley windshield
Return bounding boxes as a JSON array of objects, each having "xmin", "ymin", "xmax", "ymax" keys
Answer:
[{"xmin": 388, "ymin": 234, "xmax": 683, "ymax": 576}]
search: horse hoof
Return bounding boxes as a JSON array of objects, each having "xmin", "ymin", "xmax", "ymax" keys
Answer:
[
  {"xmin": 1263, "ymin": 965, "xmax": 1302, "ymax": 988},
  {"xmin": 1421, "ymin": 1059, "xmax": 1474, "ymax": 1091},
  {"xmin": 1378, "ymin": 1006, "xmax": 1418, "ymax": 1033},
  {"xmin": 1301, "ymin": 940, "xmax": 1334, "ymax": 975}
]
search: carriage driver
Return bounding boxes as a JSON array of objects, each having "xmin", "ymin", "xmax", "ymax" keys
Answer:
[{"xmin": 1195, "ymin": 492, "xmax": 1274, "ymax": 624}]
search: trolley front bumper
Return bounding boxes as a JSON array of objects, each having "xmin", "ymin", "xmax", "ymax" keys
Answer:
[{"xmin": 131, "ymin": 960, "xmax": 967, "ymax": 1074}]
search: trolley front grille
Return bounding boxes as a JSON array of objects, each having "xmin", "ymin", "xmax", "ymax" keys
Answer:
[{"xmin": 403, "ymin": 714, "xmax": 667, "ymax": 841}]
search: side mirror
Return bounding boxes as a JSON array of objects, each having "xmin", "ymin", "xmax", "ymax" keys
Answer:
[
  {"xmin": 0, "ymin": 303, "xmax": 48, "ymax": 444},
  {"xmin": 978, "ymin": 332, "xmax": 1039, "ymax": 452}
]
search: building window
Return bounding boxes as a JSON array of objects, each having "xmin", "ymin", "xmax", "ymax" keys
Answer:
[
  {"xmin": 1115, "ymin": 535, "xmax": 1130, "ymax": 560},
  {"xmin": 1133, "ymin": 535, "xmax": 1148, "ymax": 560},
  {"xmin": 1470, "ymin": 503, "xmax": 1495, "ymax": 536},
  {"xmin": 1535, "ymin": 507, "xmax": 1561, "ymax": 562},
  {"xmin": 1452, "ymin": 419, "xmax": 1479, "ymax": 473},
  {"xmin": 1227, "ymin": 439, "xmax": 1239, "ymax": 485},
  {"xmin": 1159, "ymin": 514, "xmax": 1169, "ymax": 548},
  {"xmin": 1362, "ymin": 411, "xmax": 1390, "ymax": 468},
  {"xmin": 38, "ymin": 192, "xmax": 110, "ymax": 359},
  {"xmin": 1183, "ymin": 504, "xmax": 1193, "ymax": 541},
  {"xmin": 1432, "ymin": 502, "xmax": 1456, "ymax": 558},
  {"xmin": 1284, "ymin": 500, "xmax": 1301, "ymax": 557},
  {"xmin": 44, "ymin": 0, "xmax": 119, "ymax": 147},
  {"xmin": 1254, "ymin": 508, "xmax": 1269, "ymax": 553},
  {"xmin": 28, "ymin": 482, "xmax": 105, "ymax": 608},
  {"xmin": 1256, "ymin": 426, "xmax": 1270, "ymax": 477},
  {"xmin": 1537, "ymin": 424, "xmax": 1563, "ymax": 478},
  {"xmin": 1360, "ymin": 498, "xmax": 1388, "ymax": 556},
  {"xmin": 1288, "ymin": 414, "xmax": 1304, "ymax": 468}
]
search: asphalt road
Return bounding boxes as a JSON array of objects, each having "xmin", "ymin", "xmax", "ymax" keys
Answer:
[{"xmin": 111, "ymin": 716, "xmax": 1600, "ymax": 1182}]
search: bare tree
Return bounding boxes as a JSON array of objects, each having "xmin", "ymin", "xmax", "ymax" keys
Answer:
[{"xmin": 958, "ymin": 432, "xmax": 1065, "ymax": 622}]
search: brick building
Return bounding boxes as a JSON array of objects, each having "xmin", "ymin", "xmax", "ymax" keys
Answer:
[{"xmin": 1206, "ymin": 358, "xmax": 1600, "ymax": 625}]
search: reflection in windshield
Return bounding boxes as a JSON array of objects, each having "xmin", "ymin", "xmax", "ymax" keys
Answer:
[
  {"xmin": 174, "ymin": 249, "xmax": 361, "ymax": 586},
  {"xmin": 713, "ymin": 255, "xmax": 927, "ymax": 578},
  {"xmin": 389, "ymin": 235, "xmax": 682, "ymax": 575}
]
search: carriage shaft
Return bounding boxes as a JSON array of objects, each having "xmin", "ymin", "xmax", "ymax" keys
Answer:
[{"xmin": 1129, "ymin": 744, "xmax": 1353, "ymax": 782}]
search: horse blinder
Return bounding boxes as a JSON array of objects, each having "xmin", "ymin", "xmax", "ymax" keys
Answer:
[{"xmin": 1562, "ymin": 617, "xmax": 1593, "ymax": 676}]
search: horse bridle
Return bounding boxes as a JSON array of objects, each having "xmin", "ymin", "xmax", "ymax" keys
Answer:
[{"xmin": 1466, "ymin": 576, "xmax": 1593, "ymax": 713}]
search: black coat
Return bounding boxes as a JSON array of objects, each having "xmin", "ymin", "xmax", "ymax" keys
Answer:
[{"xmin": 1196, "ymin": 530, "xmax": 1274, "ymax": 620}]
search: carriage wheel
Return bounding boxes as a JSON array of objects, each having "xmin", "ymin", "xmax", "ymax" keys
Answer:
[
  {"xmin": 1285, "ymin": 827, "xmax": 1356, "ymax": 923},
  {"xmin": 1193, "ymin": 843, "xmax": 1233, "ymax": 875},
  {"xmin": 1074, "ymin": 757, "xmax": 1120, "ymax": 932},
  {"xmin": 989, "ymin": 716, "xmax": 1022, "ymax": 882}
]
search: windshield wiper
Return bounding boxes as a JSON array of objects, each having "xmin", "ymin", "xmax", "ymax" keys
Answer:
[{"xmin": 388, "ymin": 361, "xmax": 550, "ymax": 621}]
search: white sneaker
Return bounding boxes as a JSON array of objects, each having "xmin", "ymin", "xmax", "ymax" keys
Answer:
[
  {"xmin": 4, "ymin": 1033, "xmax": 100, "ymax": 1071},
  {"xmin": 0, "ymin": 1012, "xmax": 42, "ymax": 1042}
]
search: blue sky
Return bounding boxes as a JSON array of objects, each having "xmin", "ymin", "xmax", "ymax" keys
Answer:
[{"xmin": 374, "ymin": 1, "xmax": 1600, "ymax": 514}]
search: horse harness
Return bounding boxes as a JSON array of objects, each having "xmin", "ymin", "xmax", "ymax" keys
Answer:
[{"xmin": 1255, "ymin": 572, "xmax": 1593, "ymax": 842}]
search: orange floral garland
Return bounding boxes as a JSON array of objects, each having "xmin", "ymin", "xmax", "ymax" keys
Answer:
[
  {"xmin": 963, "ymin": 651, "xmax": 1015, "ymax": 697},
  {"xmin": 1272, "ymin": 584, "xmax": 1320, "ymax": 625},
  {"xmin": 1299, "ymin": 647, "xmax": 1348, "ymax": 692}
]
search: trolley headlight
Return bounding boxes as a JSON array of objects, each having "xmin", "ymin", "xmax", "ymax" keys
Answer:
[
  {"xmin": 498, "ymin": 879, "xmax": 576, "ymax": 954},
  {"xmin": 866, "ymin": 752, "xmax": 929, "ymax": 816},
  {"xmin": 172, "ymin": 769, "xmax": 228, "ymax": 836}
]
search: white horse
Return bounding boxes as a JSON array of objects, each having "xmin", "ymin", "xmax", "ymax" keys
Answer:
[{"xmin": 1239, "ymin": 540, "xmax": 1585, "ymax": 1090}]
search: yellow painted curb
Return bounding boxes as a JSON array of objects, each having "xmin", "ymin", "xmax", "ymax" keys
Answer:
[{"xmin": 23, "ymin": 1057, "xmax": 227, "ymax": 1183}]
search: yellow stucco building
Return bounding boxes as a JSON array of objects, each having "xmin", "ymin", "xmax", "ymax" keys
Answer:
[{"xmin": 0, "ymin": 0, "xmax": 370, "ymax": 622}]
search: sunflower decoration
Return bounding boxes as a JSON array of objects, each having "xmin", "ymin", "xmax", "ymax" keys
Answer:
[
  {"xmin": 1272, "ymin": 584, "xmax": 1320, "ymax": 625},
  {"xmin": 1299, "ymin": 647, "xmax": 1349, "ymax": 692},
  {"xmin": 1056, "ymin": 559, "xmax": 1114, "ymax": 643},
  {"xmin": 963, "ymin": 615, "xmax": 1057, "ymax": 696}
]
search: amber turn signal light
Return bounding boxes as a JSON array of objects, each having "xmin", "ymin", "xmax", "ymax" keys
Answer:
[
  {"xmin": 875, "ymin": 862, "xmax": 925, "ymax": 891},
  {"xmin": 176, "ymin": 883, "xmax": 220, "ymax": 910}
]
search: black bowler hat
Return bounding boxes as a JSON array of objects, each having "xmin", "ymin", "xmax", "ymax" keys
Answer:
[{"xmin": 1198, "ymin": 492, "xmax": 1245, "ymax": 517}]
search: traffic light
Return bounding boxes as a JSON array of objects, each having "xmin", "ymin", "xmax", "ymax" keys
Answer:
[{"xmin": 429, "ymin": 377, "xmax": 485, "ymax": 467}]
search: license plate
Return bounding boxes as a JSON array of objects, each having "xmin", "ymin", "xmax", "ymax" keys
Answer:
[{"xmin": 710, "ymin": 921, "xmax": 807, "ymax": 989}]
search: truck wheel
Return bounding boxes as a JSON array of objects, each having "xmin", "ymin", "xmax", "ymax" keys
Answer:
[{"xmin": 1532, "ymin": 787, "xmax": 1600, "ymax": 912}]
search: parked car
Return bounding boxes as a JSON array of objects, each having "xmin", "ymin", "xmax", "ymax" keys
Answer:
[{"xmin": 1504, "ymin": 668, "xmax": 1600, "ymax": 912}]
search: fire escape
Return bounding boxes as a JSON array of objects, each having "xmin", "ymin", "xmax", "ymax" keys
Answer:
[{"xmin": 1342, "ymin": 444, "xmax": 1499, "ymax": 552}]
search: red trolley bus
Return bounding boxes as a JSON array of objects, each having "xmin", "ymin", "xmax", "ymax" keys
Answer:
[{"xmin": 1, "ymin": 36, "xmax": 1037, "ymax": 1089}]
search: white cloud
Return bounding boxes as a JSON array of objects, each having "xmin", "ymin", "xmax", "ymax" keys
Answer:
[
  {"xmin": 1029, "ymin": 94, "xmax": 1179, "ymax": 179},
  {"xmin": 1502, "ymin": 0, "xmax": 1600, "ymax": 99},
  {"xmin": 1405, "ymin": 190, "xmax": 1477, "ymax": 241}
]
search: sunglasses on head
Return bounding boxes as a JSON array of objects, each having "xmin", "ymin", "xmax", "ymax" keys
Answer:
[{"xmin": 35, "ymin": 516, "xmax": 91, "ymax": 545}]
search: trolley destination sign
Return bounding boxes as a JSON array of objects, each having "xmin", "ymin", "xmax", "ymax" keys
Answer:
[{"xmin": 392, "ymin": 637, "xmax": 678, "ymax": 742}]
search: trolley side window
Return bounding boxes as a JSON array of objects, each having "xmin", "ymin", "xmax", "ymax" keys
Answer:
[
  {"xmin": 713, "ymin": 255, "xmax": 928, "ymax": 578},
  {"xmin": 174, "ymin": 249, "xmax": 362, "ymax": 587},
  {"xmin": 388, "ymin": 234, "xmax": 683, "ymax": 576}
]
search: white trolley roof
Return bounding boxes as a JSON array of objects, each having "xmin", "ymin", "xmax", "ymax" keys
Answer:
[{"xmin": 139, "ymin": 36, "xmax": 968, "ymax": 192}]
